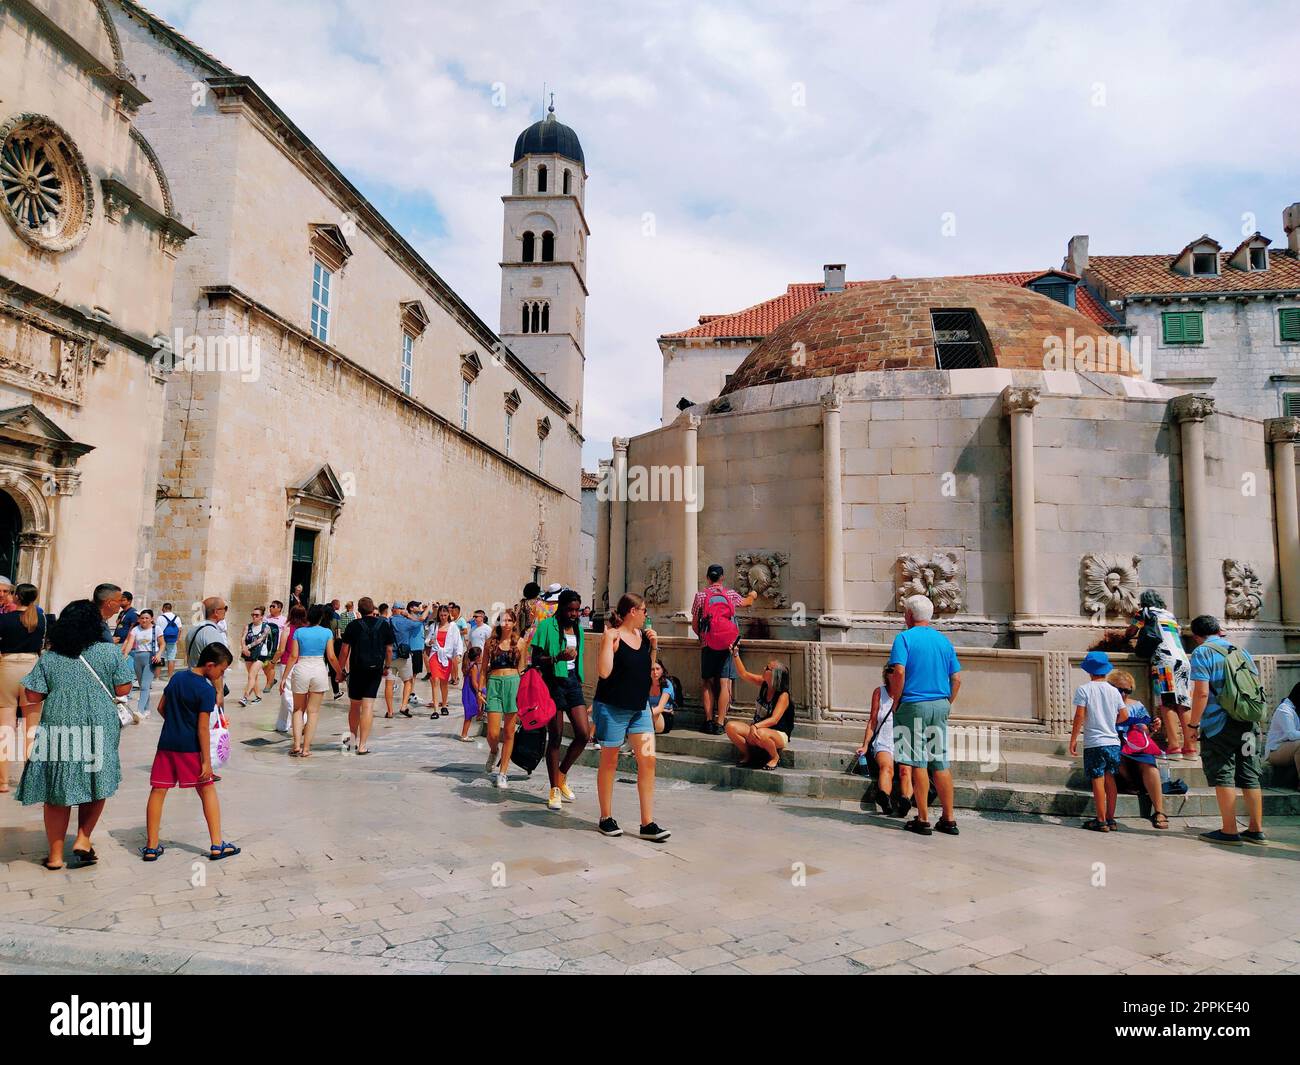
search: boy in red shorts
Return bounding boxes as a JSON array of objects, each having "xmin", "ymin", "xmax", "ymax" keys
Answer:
[{"xmin": 141, "ymin": 643, "xmax": 240, "ymax": 861}]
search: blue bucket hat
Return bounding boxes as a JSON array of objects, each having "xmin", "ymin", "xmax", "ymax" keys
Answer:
[{"xmin": 1080, "ymin": 650, "xmax": 1113, "ymax": 676}]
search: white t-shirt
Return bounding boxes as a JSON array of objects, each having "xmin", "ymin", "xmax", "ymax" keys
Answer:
[
  {"xmin": 131, "ymin": 624, "xmax": 160, "ymax": 655},
  {"xmin": 1266, "ymin": 698, "xmax": 1300, "ymax": 755},
  {"xmin": 870, "ymin": 685, "xmax": 895, "ymax": 755},
  {"xmin": 1074, "ymin": 681, "xmax": 1122, "ymax": 748},
  {"xmin": 469, "ymin": 623, "xmax": 490, "ymax": 653}
]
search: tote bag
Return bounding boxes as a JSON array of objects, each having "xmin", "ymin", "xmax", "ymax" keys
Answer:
[{"xmin": 210, "ymin": 703, "xmax": 232, "ymax": 768}]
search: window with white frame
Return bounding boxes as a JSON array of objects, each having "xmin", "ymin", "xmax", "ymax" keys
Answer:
[
  {"xmin": 505, "ymin": 410, "xmax": 513, "ymax": 455},
  {"xmin": 400, "ymin": 332, "xmax": 413, "ymax": 395},
  {"xmin": 460, "ymin": 376, "xmax": 471, "ymax": 430},
  {"xmin": 311, "ymin": 260, "xmax": 332, "ymax": 342}
]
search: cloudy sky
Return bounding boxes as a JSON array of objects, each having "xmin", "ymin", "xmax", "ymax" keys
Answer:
[{"xmin": 144, "ymin": 0, "xmax": 1300, "ymax": 468}]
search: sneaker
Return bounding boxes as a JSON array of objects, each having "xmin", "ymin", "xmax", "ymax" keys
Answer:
[
  {"xmin": 1198, "ymin": 829, "xmax": 1242, "ymax": 847},
  {"xmin": 1240, "ymin": 830, "xmax": 1268, "ymax": 845},
  {"xmin": 903, "ymin": 818, "xmax": 933, "ymax": 836},
  {"xmin": 891, "ymin": 794, "xmax": 913, "ymax": 819},
  {"xmin": 495, "ymin": 773, "xmax": 509, "ymax": 790},
  {"xmin": 873, "ymin": 789, "xmax": 892, "ymax": 815},
  {"xmin": 558, "ymin": 780, "xmax": 576, "ymax": 802},
  {"xmin": 639, "ymin": 822, "xmax": 671, "ymax": 842},
  {"xmin": 1166, "ymin": 751, "xmax": 1182, "ymax": 760},
  {"xmin": 597, "ymin": 817, "xmax": 622, "ymax": 837},
  {"xmin": 252, "ymin": 695, "xmax": 262, "ymax": 704},
  {"xmin": 547, "ymin": 788, "xmax": 563, "ymax": 811},
  {"xmin": 485, "ymin": 750, "xmax": 499, "ymax": 772},
  {"xmin": 457, "ymin": 734, "xmax": 474, "ymax": 743},
  {"xmin": 263, "ymin": 683, "xmax": 276, "ymax": 694},
  {"xmin": 934, "ymin": 818, "xmax": 960, "ymax": 836},
  {"xmin": 238, "ymin": 698, "xmax": 248, "ymax": 708}
]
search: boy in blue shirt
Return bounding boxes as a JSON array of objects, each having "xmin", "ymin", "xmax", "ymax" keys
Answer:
[{"xmin": 141, "ymin": 643, "xmax": 240, "ymax": 862}]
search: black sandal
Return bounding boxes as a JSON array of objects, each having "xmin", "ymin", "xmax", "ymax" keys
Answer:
[
  {"xmin": 72, "ymin": 847, "xmax": 97, "ymax": 866},
  {"xmin": 1149, "ymin": 811, "xmax": 1169, "ymax": 830},
  {"xmin": 1083, "ymin": 818, "xmax": 1110, "ymax": 832},
  {"xmin": 42, "ymin": 858, "xmax": 64, "ymax": 870}
]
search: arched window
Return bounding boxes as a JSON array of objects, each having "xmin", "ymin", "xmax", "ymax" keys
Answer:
[
  {"xmin": 537, "ymin": 165, "xmax": 547, "ymax": 192},
  {"xmin": 541, "ymin": 231, "xmax": 554, "ymax": 262},
  {"xmin": 521, "ymin": 303, "xmax": 530, "ymax": 333},
  {"xmin": 530, "ymin": 303, "xmax": 540, "ymax": 333},
  {"xmin": 563, "ymin": 169, "xmax": 571, "ymax": 195},
  {"xmin": 541, "ymin": 304, "xmax": 549, "ymax": 332},
  {"xmin": 521, "ymin": 231, "xmax": 535, "ymax": 262}
]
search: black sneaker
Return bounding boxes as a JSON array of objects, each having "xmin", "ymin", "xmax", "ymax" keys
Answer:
[
  {"xmin": 891, "ymin": 794, "xmax": 913, "ymax": 819},
  {"xmin": 639, "ymin": 822, "xmax": 671, "ymax": 842},
  {"xmin": 874, "ymin": 789, "xmax": 893, "ymax": 815},
  {"xmin": 598, "ymin": 818, "xmax": 623, "ymax": 837}
]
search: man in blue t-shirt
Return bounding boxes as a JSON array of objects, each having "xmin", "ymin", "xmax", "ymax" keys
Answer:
[
  {"xmin": 389, "ymin": 604, "xmax": 424, "ymax": 714},
  {"xmin": 886, "ymin": 594, "xmax": 962, "ymax": 837},
  {"xmin": 1187, "ymin": 614, "xmax": 1264, "ymax": 847}
]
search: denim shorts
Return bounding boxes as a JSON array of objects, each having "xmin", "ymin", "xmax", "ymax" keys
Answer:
[
  {"xmin": 593, "ymin": 699, "xmax": 653, "ymax": 745},
  {"xmin": 550, "ymin": 674, "xmax": 586, "ymax": 712},
  {"xmin": 1083, "ymin": 744, "xmax": 1121, "ymax": 779}
]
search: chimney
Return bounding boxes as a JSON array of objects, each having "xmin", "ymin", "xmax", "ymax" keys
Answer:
[
  {"xmin": 822, "ymin": 263, "xmax": 846, "ymax": 293},
  {"xmin": 1285, "ymin": 203, "xmax": 1300, "ymax": 254},
  {"xmin": 1065, "ymin": 235, "xmax": 1089, "ymax": 276}
]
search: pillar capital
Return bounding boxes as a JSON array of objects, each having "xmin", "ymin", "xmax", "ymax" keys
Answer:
[
  {"xmin": 1001, "ymin": 385, "xmax": 1040, "ymax": 416},
  {"xmin": 675, "ymin": 412, "xmax": 702, "ymax": 430},
  {"xmin": 1266, "ymin": 416, "xmax": 1300, "ymax": 444},
  {"xmin": 611, "ymin": 436, "xmax": 630, "ymax": 454},
  {"xmin": 1171, "ymin": 393, "xmax": 1215, "ymax": 424},
  {"xmin": 820, "ymin": 390, "xmax": 843, "ymax": 414}
]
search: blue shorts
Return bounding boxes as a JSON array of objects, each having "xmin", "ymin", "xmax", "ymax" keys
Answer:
[
  {"xmin": 163, "ymin": 640, "xmax": 179, "ymax": 663},
  {"xmin": 592, "ymin": 699, "xmax": 653, "ymax": 746},
  {"xmin": 1083, "ymin": 745, "xmax": 1121, "ymax": 779},
  {"xmin": 893, "ymin": 699, "xmax": 951, "ymax": 770}
]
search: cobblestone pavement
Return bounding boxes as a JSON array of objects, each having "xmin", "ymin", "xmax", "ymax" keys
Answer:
[{"xmin": 2, "ymin": 680, "xmax": 1299, "ymax": 975}]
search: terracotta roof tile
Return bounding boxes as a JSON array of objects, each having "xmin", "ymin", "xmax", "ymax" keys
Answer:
[
  {"xmin": 1086, "ymin": 249, "xmax": 1300, "ymax": 296},
  {"xmin": 662, "ymin": 269, "xmax": 1117, "ymax": 342},
  {"xmin": 580, "ymin": 470, "xmax": 600, "ymax": 489}
]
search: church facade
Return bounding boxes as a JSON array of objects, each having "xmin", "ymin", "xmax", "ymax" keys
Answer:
[{"xmin": 1, "ymin": 0, "xmax": 589, "ymax": 620}]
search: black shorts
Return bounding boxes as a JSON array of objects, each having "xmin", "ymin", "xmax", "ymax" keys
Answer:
[
  {"xmin": 550, "ymin": 674, "xmax": 586, "ymax": 713},
  {"xmin": 659, "ymin": 710, "xmax": 675, "ymax": 734},
  {"xmin": 700, "ymin": 647, "xmax": 737, "ymax": 681},
  {"xmin": 347, "ymin": 664, "xmax": 384, "ymax": 700},
  {"xmin": 411, "ymin": 649, "xmax": 425, "ymax": 675}
]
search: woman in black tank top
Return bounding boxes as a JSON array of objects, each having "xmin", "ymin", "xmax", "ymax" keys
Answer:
[
  {"xmin": 724, "ymin": 647, "xmax": 793, "ymax": 770},
  {"xmin": 592, "ymin": 593, "xmax": 670, "ymax": 842}
]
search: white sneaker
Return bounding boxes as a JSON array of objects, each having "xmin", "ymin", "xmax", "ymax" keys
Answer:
[
  {"xmin": 548, "ymin": 788, "xmax": 563, "ymax": 811},
  {"xmin": 496, "ymin": 773, "xmax": 509, "ymax": 790}
]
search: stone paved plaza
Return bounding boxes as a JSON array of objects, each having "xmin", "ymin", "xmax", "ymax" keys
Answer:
[{"xmin": 2, "ymin": 682, "xmax": 1299, "ymax": 976}]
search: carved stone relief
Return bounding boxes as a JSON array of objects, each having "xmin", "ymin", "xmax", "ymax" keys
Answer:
[
  {"xmin": 1080, "ymin": 553, "xmax": 1141, "ymax": 618},
  {"xmin": 736, "ymin": 551, "xmax": 789, "ymax": 607},
  {"xmin": 1223, "ymin": 559, "xmax": 1263, "ymax": 620},
  {"xmin": 896, "ymin": 551, "xmax": 963, "ymax": 614}
]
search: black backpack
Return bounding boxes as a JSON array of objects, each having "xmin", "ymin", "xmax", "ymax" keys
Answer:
[{"xmin": 351, "ymin": 616, "xmax": 388, "ymax": 670}]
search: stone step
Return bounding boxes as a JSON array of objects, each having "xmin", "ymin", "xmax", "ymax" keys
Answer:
[{"xmin": 569, "ymin": 744, "xmax": 1300, "ymax": 819}]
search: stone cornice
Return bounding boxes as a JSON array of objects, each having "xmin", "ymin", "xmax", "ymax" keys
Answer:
[{"xmin": 0, "ymin": 274, "xmax": 159, "ymax": 360}]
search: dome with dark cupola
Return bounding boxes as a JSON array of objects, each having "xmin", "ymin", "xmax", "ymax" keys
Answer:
[
  {"xmin": 513, "ymin": 106, "xmax": 584, "ymax": 167},
  {"xmin": 722, "ymin": 277, "xmax": 1136, "ymax": 394}
]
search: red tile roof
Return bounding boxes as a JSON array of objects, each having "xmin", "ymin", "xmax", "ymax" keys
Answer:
[
  {"xmin": 1086, "ymin": 250, "xmax": 1300, "ymax": 297},
  {"xmin": 580, "ymin": 470, "xmax": 600, "ymax": 489},
  {"xmin": 662, "ymin": 269, "xmax": 1117, "ymax": 341}
]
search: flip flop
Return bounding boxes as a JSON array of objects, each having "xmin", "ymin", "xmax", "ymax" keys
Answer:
[
  {"xmin": 42, "ymin": 858, "xmax": 65, "ymax": 870},
  {"xmin": 72, "ymin": 847, "xmax": 97, "ymax": 866}
]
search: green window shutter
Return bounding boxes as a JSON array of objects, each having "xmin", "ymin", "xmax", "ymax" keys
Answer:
[
  {"xmin": 1162, "ymin": 311, "xmax": 1203, "ymax": 344},
  {"xmin": 1284, "ymin": 393, "xmax": 1300, "ymax": 418},
  {"xmin": 1280, "ymin": 307, "xmax": 1300, "ymax": 343}
]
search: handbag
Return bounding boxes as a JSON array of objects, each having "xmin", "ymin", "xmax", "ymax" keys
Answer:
[
  {"xmin": 81, "ymin": 654, "xmax": 136, "ymax": 726},
  {"xmin": 210, "ymin": 703, "xmax": 232, "ymax": 768}
]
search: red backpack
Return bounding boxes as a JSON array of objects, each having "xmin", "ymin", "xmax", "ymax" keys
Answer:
[
  {"xmin": 515, "ymin": 667, "xmax": 556, "ymax": 731},
  {"xmin": 699, "ymin": 591, "xmax": 740, "ymax": 651}
]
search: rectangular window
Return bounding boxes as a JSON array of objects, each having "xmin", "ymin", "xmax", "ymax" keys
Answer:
[
  {"xmin": 1279, "ymin": 307, "xmax": 1300, "ymax": 343},
  {"xmin": 1162, "ymin": 310, "xmax": 1204, "ymax": 345},
  {"xmin": 310, "ymin": 260, "xmax": 332, "ymax": 342},
  {"xmin": 459, "ymin": 377, "xmax": 470, "ymax": 431},
  {"xmin": 505, "ymin": 411, "xmax": 513, "ymax": 456},
  {"xmin": 1191, "ymin": 252, "xmax": 1218, "ymax": 276},
  {"xmin": 930, "ymin": 309, "xmax": 993, "ymax": 369},
  {"xmin": 537, "ymin": 435, "xmax": 545, "ymax": 472},
  {"xmin": 400, "ymin": 332, "xmax": 413, "ymax": 395},
  {"xmin": 1249, "ymin": 247, "xmax": 1268, "ymax": 271},
  {"xmin": 1284, "ymin": 392, "xmax": 1300, "ymax": 418}
]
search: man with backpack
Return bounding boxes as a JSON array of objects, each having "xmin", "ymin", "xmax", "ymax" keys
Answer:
[
  {"xmin": 1187, "ymin": 614, "xmax": 1266, "ymax": 846},
  {"xmin": 186, "ymin": 597, "xmax": 231, "ymax": 708},
  {"xmin": 157, "ymin": 601, "xmax": 183, "ymax": 680},
  {"xmin": 337, "ymin": 597, "xmax": 394, "ymax": 754},
  {"xmin": 691, "ymin": 564, "xmax": 758, "ymax": 735}
]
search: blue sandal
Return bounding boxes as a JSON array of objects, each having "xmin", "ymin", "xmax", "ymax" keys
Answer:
[
  {"xmin": 208, "ymin": 841, "xmax": 241, "ymax": 861},
  {"xmin": 140, "ymin": 845, "xmax": 165, "ymax": 862}
]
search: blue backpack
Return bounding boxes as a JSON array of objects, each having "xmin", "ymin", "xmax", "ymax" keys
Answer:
[{"xmin": 161, "ymin": 612, "xmax": 180, "ymax": 642}]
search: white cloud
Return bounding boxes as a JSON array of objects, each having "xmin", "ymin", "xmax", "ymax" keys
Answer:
[{"xmin": 141, "ymin": 0, "xmax": 1300, "ymax": 466}]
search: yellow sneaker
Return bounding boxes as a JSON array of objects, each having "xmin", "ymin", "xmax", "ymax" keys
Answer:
[
  {"xmin": 557, "ymin": 775, "xmax": 576, "ymax": 802},
  {"xmin": 547, "ymin": 788, "xmax": 563, "ymax": 811}
]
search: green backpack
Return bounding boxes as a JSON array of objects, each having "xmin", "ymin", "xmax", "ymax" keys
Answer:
[{"xmin": 1203, "ymin": 642, "xmax": 1266, "ymax": 724}]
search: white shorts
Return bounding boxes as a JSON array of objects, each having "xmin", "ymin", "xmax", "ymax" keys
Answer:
[{"xmin": 291, "ymin": 657, "xmax": 330, "ymax": 695}]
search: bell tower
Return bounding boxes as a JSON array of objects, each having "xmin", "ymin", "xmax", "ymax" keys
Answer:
[{"xmin": 500, "ymin": 98, "xmax": 588, "ymax": 429}]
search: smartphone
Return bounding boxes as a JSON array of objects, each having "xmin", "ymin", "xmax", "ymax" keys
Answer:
[{"xmin": 643, "ymin": 614, "xmax": 652, "ymax": 631}]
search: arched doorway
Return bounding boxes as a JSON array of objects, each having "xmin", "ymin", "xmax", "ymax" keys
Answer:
[{"xmin": 0, "ymin": 490, "xmax": 21, "ymax": 582}]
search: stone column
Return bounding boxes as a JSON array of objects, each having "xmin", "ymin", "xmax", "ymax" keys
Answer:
[
  {"xmin": 678, "ymin": 414, "xmax": 700, "ymax": 622},
  {"xmin": 818, "ymin": 391, "xmax": 848, "ymax": 639},
  {"xmin": 1002, "ymin": 386, "xmax": 1043, "ymax": 645},
  {"xmin": 608, "ymin": 437, "xmax": 629, "ymax": 602},
  {"xmin": 1172, "ymin": 394, "xmax": 1216, "ymax": 619},
  {"xmin": 1267, "ymin": 416, "xmax": 1300, "ymax": 628},
  {"xmin": 594, "ymin": 458, "xmax": 612, "ymax": 616}
]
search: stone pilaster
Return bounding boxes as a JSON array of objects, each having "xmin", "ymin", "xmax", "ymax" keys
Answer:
[
  {"xmin": 678, "ymin": 414, "xmax": 700, "ymax": 622},
  {"xmin": 1267, "ymin": 416, "xmax": 1300, "ymax": 630},
  {"xmin": 594, "ymin": 458, "xmax": 612, "ymax": 617},
  {"xmin": 818, "ymin": 390, "xmax": 848, "ymax": 640},
  {"xmin": 1172, "ymin": 394, "xmax": 1216, "ymax": 619},
  {"xmin": 608, "ymin": 438, "xmax": 629, "ymax": 603},
  {"xmin": 1002, "ymin": 386, "xmax": 1044, "ymax": 647}
]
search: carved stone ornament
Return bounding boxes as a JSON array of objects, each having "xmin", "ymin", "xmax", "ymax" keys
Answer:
[
  {"xmin": 1170, "ymin": 393, "xmax": 1215, "ymax": 424},
  {"xmin": 1223, "ymin": 559, "xmax": 1263, "ymax": 620},
  {"xmin": 735, "ymin": 551, "xmax": 789, "ymax": 607},
  {"xmin": 643, "ymin": 555, "xmax": 672, "ymax": 605},
  {"xmin": 1080, "ymin": 552, "xmax": 1141, "ymax": 618},
  {"xmin": 896, "ymin": 552, "xmax": 962, "ymax": 614}
]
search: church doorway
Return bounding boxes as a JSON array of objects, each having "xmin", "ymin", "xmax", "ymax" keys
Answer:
[
  {"xmin": 0, "ymin": 491, "xmax": 20, "ymax": 583},
  {"xmin": 291, "ymin": 526, "xmax": 317, "ymax": 604}
]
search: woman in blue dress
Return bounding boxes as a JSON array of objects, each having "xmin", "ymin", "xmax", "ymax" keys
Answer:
[{"xmin": 16, "ymin": 600, "xmax": 134, "ymax": 869}]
